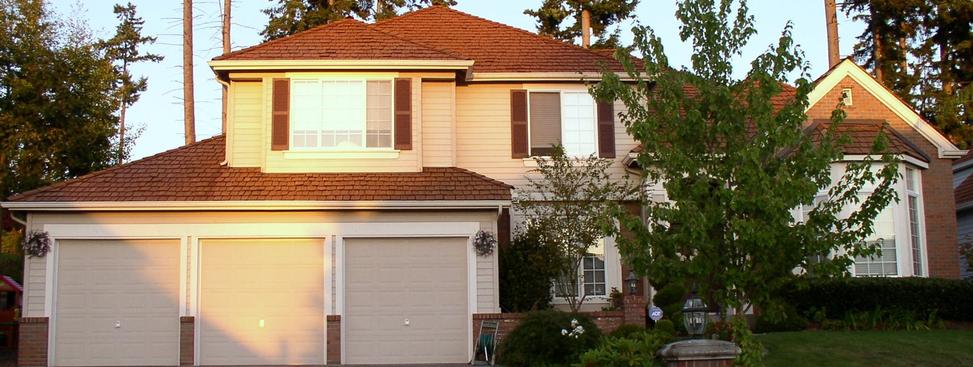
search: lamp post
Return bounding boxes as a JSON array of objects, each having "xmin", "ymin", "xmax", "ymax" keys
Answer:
[
  {"xmin": 682, "ymin": 289, "xmax": 708, "ymax": 338},
  {"xmin": 625, "ymin": 271, "xmax": 639, "ymax": 295}
]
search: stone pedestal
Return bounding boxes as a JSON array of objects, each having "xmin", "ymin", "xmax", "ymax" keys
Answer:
[
  {"xmin": 622, "ymin": 295, "xmax": 646, "ymax": 326},
  {"xmin": 657, "ymin": 339, "xmax": 741, "ymax": 367}
]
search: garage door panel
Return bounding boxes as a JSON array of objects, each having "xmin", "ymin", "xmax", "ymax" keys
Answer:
[
  {"xmin": 345, "ymin": 237, "xmax": 469, "ymax": 365},
  {"xmin": 199, "ymin": 239, "xmax": 325, "ymax": 366},
  {"xmin": 54, "ymin": 239, "xmax": 180, "ymax": 367}
]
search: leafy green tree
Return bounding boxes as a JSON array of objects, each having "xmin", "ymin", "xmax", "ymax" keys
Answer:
[
  {"xmin": 98, "ymin": 2, "xmax": 162, "ymax": 165},
  {"xmin": 524, "ymin": 0, "xmax": 638, "ymax": 48},
  {"xmin": 515, "ymin": 145, "xmax": 635, "ymax": 312},
  {"xmin": 262, "ymin": 0, "xmax": 457, "ymax": 40},
  {"xmin": 0, "ymin": 0, "xmax": 118, "ymax": 198},
  {"xmin": 593, "ymin": 0, "xmax": 899, "ymax": 348}
]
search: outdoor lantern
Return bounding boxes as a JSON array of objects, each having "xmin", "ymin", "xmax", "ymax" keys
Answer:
[
  {"xmin": 625, "ymin": 271, "xmax": 639, "ymax": 294},
  {"xmin": 682, "ymin": 289, "xmax": 708, "ymax": 338}
]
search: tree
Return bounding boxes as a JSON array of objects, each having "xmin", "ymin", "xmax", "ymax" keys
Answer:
[
  {"xmin": 261, "ymin": 0, "xmax": 456, "ymax": 40},
  {"xmin": 183, "ymin": 0, "xmax": 195, "ymax": 144},
  {"xmin": 0, "ymin": 0, "xmax": 119, "ymax": 198},
  {"xmin": 593, "ymin": 0, "xmax": 899, "ymax": 341},
  {"xmin": 524, "ymin": 0, "xmax": 639, "ymax": 48},
  {"xmin": 514, "ymin": 145, "xmax": 635, "ymax": 312},
  {"xmin": 98, "ymin": 2, "xmax": 163, "ymax": 165},
  {"xmin": 222, "ymin": 0, "xmax": 230, "ymax": 134}
]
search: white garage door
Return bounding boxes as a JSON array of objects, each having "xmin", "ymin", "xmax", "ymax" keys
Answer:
[
  {"xmin": 344, "ymin": 237, "xmax": 469, "ymax": 365},
  {"xmin": 54, "ymin": 239, "xmax": 180, "ymax": 366},
  {"xmin": 199, "ymin": 239, "xmax": 325, "ymax": 365}
]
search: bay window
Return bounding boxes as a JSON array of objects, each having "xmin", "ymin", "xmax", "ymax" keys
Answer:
[
  {"xmin": 854, "ymin": 199, "xmax": 897, "ymax": 276},
  {"xmin": 290, "ymin": 79, "xmax": 393, "ymax": 150},
  {"xmin": 906, "ymin": 168, "xmax": 923, "ymax": 276}
]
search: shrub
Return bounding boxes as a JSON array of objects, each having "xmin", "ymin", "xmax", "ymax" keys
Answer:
[
  {"xmin": 497, "ymin": 310, "xmax": 602, "ymax": 366},
  {"xmin": 652, "ymin": 282, "xmax": 687, "ymax": 334},
  {"xmin": 754, "ymin": 304, "xmax": 809, "ymax": 333},
  {"xmin": 781, "ymin": 277, "xmax": 973, "ymax": 322},
  {"xmin": 609, "ymin": 324, "xmax": 646, "ymax": 339},
  {"xmin": 820, "ymin": 307, "xmax": 944, "ymax": 331},
  {"xmin": 499, "ymin": 228, "xmax": 560, "ymax": 312},
  {"xmin": 653, "ymin": 319, "xmax": 675, "ymax": 335},
  {"xmin": 578, "ymin": 330, "xmax": 673, "ymax": 367}
]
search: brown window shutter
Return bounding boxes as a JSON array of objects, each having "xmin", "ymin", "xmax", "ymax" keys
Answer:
[
  {"xmin": 394, "ymin": 78, "xmax": 412, "ymax": 150},
  {"xmin": 510, "ymin": 89, "xmax": 528, "ymax": 158},
  {"xmin": 597, "ymin": 100, "xmax": 615, "ymax": 158},
  {"xmin": 271, "ymin": 78, "xmax": 290, "ymax": 151}
]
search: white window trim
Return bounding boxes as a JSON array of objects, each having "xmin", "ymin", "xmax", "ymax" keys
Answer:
[
  {"xmin": 549, "ymin": 236, "xmax": 621, "ymax": 305},
  {"xmin": 905, "ymin": 166, "xmax": 927, "ymax": 277},
  {"xmin": 524, "ymin": 89, "xmax": 599, "ymax": 162},
  {"xmin": 288, "ymin": 78, "xmax": 397, "ymax": 152}
]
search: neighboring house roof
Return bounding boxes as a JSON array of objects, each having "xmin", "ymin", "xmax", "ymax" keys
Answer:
[
  {"xmin": 214, "ymin": 6, "xmax": 624, "ymax": 74},
  {"xmin": 213, "ymin": 18, "xmax": 465, "ymax": 61},
  {"xmin": 957, "ymin": 174, "xmax": 973, "ymax": 207},
  {"xmin": 0, "ymin": 275, "xmax": 21, "ymax": 293},
  {"xmin": 806, "ymin": 120, "xmax": 930, "ymax": 162},
  {"xmin": 5, "ymin": 136, "xmax": 512, "ymax": 203}
]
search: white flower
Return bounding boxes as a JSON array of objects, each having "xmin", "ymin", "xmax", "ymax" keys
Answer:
[
  {"xmin": 561, "ymin": 329, "xmax": 568, "ymax": 335},
  {"xmin": 571, "ymin": 319, "xmax": 579, "ymax": 327}
]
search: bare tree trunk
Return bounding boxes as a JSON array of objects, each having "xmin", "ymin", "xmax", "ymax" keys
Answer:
[
  {"xmin": 221, "ymin": 0, "xmax": 230, "ymax": 135},
  {"xmin": 874, "ymin": 32, "xmax": 884, "ymax": 84},
  {"xmin": 118, "ymin": 98, "xmax": 126, "ymax": 165},
  {"xmin": 824, "ymin": 0, "xmax": 840, "ymax": 67},
  {"xmin": 183, "ymin": 0, "xmax": 196, "ymax": 145},
  {"xmin": 940, "ymin": 42, "xmax": 952, "ymax": 95},
  {"xmin": 580, "ymin": 8, "xmax": 591, "ymax": 48}
]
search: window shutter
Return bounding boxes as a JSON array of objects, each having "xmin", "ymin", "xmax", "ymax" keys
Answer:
[
  {"xmin": 394, "ymin": 78, "xmax": 412, "ymax": 150},
  {"xmin": 271, "ymin": 78, "xmax": 290, "ymax": 151},
  {"xmin": 597, "ymin": 100, "xmax": 615, "ymax": 158},
  {"xmin": 510, "ymin": 89, "xmax": 528, "ymax": 158}
]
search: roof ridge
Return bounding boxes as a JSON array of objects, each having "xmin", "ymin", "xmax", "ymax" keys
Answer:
[
  {"xmin": 213, "ymin": 19, "xmax": 363, "ymax": 61},
  {"xmin": 7, "ymin": 135, "xmax": 225, "ymax": 201},
  {"xmin": 375, "ymin": 6, "xmax": 620, "ymax": 65}
]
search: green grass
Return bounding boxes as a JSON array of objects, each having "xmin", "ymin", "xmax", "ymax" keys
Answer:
[{"xmin": 758, "ymin": 330, "xmax": 973, "ymax": 367}]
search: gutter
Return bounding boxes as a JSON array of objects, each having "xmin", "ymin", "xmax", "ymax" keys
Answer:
[
  {"xmin": 469, "ymin": 71, "xmax": 639, "ymax": 82},
  {"xmin": 208, "ymin": 59, "xmax": 475, "ymax": 72},
  {"xmin": 0, "ymin": 200, "xmax": 512, "ymax": 212}
]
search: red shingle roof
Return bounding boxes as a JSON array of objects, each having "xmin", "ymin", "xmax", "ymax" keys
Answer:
[
  {"xmin": 807, "ymin": 120, "xmax": 929, "ymax": 162},
  {"xmin": 6, "ymin": 136, "xmax": 511, "ymax": 203},
  {"xmin": 213, "ymin": 18, "xmax": 464, "ymax": 61},
  {"xmin": 215, "ymin": 6, "xmax": 625, "ymax": 73},
  {"xmin": 956, "ymin": 174, "xmax": 973, "ymax": 206}
]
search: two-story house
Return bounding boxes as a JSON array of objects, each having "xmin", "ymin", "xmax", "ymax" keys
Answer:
[{"xmin": 0, "ymin": 6, "xmax": 964, "ymax": 367}]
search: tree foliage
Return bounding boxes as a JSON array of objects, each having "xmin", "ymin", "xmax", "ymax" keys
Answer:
[
  {"xmin": 524, "ymin": 0, "xmax": 638, "ymax": 48},
  {"xmin": 261, "ymin": 0, "xmax": 457, "ymax": 41},
  {"xmin": 842, "ymin": 0, "xmax": 973, "ymax": 147},
  {"xmin": 514, "ymin": 145, "xmax": 635, "ymax": 312},
  {"xmin": 592, "ymin": 0, "xmax": 900, "ymax": 325},
  {"xmin": 0, "ymin": 0, "xmax": 121, "ymax": 198}
]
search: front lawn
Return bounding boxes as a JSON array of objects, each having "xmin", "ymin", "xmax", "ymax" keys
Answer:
[{"xmin": 758, "ymin": 330, "xmax": 973, "ymax": 366}]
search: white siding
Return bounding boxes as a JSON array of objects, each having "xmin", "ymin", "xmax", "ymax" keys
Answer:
[
  {"xmin": 421, "ymin": 81, "xmax": 456, "ymax": 167},
  {"xmin": 229, "ymin": 81, "xmax": 263, "ymax": 167}
]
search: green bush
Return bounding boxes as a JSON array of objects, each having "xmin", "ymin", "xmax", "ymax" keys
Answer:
[
  {"xmin": 653, "ymin": 319, "xmax": 675, "ymax": 335},
  {"xmin": 499, "ymin": 228, "xmax": 560, "ymax": 312},
  {"xmin": 578, "ymin": 330, "xmax": 673, "ymax": 367},
  {"xmin": 820, "ymin": 307, "xmax": 944, "ymax": 331},
  {"xmin": 754, "ymin": 304, "xmax": 809, "ymax": 333},
  {"xmin": 497, "ymin": 310, "xmax": 602, "ymax": 366},
  {"xmin": 781, "ymin": 277, "xmax": 973, "ymax": 322},
  {"xmin": 652, "ymin": 282, "xmax": 687, "ymax": 335},
  {"xmin": 608, "ymin": 324, "xmax": 646, "ymax": 339}
]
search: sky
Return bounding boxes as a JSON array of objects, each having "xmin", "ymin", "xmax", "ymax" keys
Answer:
[{"xmin": 51, "ymin": 0, "xmax": 866, "ymax": 160}]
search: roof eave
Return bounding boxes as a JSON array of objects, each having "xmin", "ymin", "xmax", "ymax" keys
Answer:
[
  {"xmin": 209, "ymin": 59, "xmax": 474, "ymax": 72},
  {"xmin": 0, "ymin": 199, "xmax": 511, "ymax": 212},
  {"xmin": 469, "ymin": 71, "xmax": 638, "ymax": 82}
]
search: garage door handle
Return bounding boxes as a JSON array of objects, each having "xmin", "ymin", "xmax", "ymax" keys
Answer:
[
  {"xmin": 404, "ymin": 318, "xmax": 410, "ymax": 326},
  {"xmin": 114, "ymin": 321, "xmax": 121, "ymax": 328}
]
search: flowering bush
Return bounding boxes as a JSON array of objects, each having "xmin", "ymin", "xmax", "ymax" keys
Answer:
[
  {"xmin": 497, "ymin": 310, "xmax": 601, "ymax": 366},
  {"xmin": 578, "ymin": 329, "xmax": 673, "ymax": 367}
]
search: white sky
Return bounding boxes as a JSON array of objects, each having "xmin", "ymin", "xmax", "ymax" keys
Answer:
[{"xmin": 51, "ymin": 0, "xmax": 865, "ymax": 160}]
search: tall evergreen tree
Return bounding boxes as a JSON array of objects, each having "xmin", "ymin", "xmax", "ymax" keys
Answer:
[
  {"xmin": 262, "ymin": 0, "xmax": 456, "ymax": 40},
  {"xmin": 98, "ymin": 2, "xmax": 163, "ymax": 165},
  {"xmin": 0, "ymin": 0, "xmax": 119, "ymax": 197},
  {"xmin": 524, "ymin": 0, "xmax": 639, "ymax": 48}
]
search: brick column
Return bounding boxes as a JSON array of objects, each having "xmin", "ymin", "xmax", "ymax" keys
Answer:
[
  {"xmin": 180, "ymin": 316, "xmax": 194, "ymax": 366},
  {"xmin": 623, "ymin": 295, "xmax": 646, "ymax": 327},
  {"xmin": 18, "ymin": 317, "xmax": 48, "ymax": 367},
  {"xmin": 658, "ymin": 340, "xmax": 740, "ymax": 367},
  {"xmin": 327, "ymin": 315, "xmax": 341, "ymax": 365}
]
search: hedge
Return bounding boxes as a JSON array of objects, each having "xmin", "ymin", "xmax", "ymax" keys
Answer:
[{"xmin": 780, "ymin": 277, "xmax": 973, "ymax": 322}]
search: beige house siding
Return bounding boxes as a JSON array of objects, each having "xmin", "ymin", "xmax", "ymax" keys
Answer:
[
  {"xmin": 229, "ymin": 81, "xmax": 263, "ymax": 167},
  {"xmin": 421, "ymin": 81, "xmax": 456, "ymax": 167},
  {"xmin": 24, "ymin": 210, "xmax": 500, "ymax": 317}
]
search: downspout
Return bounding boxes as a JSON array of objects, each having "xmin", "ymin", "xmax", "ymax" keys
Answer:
[
  {"xmin": 215, "ymin": 74, "xmax": 231, "ymax": 166},
  {"xmin": 8, "ymin": 211, "xmax": 26, "ymax": 227}
]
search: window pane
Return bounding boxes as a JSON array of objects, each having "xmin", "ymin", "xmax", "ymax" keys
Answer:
[
  {"xmin": 561, "ymin": 92, "xmax": 596, "ymax": 156},
  {"xmin": 909, "ymin": 195, "xmax": 922, "ymax": 276},
  {"xmin": 906, "ymin": 168, "xmax": 916, "ymax": 191},
  {"xmin": 291, "ymin": 80, "xmax": 323, "ymax": 148},
  {"xmin": 366, "ymin": 80, "xmax": 393, "ymax": 148},
  {"xmin": 529, "ymin": 92, "xmax": 561, "ymax": 156},
  {"xmin": 321, "ymin": 80, "xmax": 365, "ymax": 148},
  {"xmin": 855, "ymin": 238, "xmax": 897, "ymax": 277}
]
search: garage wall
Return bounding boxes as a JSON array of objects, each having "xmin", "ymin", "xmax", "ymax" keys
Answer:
[{"xmin": 25, "ymin": 209, "xmax": 500, "ymax": 317}]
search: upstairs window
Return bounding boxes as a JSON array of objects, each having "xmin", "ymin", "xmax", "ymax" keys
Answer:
[
  {"xmin": 290, "ymin": 79, "xmax": 393, "ymax": 150},
  {"xmin": 528, "ymin": 91, "xmax": 596, "ymax": 157}
]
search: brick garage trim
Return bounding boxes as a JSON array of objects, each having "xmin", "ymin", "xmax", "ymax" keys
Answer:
[
  {"xmin": 180, "ymin": 316, "xmax": 194, "ymax": 366},
  {"xmin": 18, "ymin": 317, "xmax": 48, "ymax": 367},
  {"xmin": 327, "ymin": 315, "xmax": 341, "ymax": 365}
]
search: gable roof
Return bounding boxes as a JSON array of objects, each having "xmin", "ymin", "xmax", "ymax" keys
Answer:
[
  {"xmin": 4, "ymin": 136, "xmax": 512, "ymax": 207},
  {"xmin": 212, "ymin": 6, "xmax": 625, "ymax": 75},
  {"xmin": 807, "ymin": 59, "xmax": 965, "ymax": 159},
  {"xmin": 806, "ymin": 120, "xmax": 930, "ymax": 162}
]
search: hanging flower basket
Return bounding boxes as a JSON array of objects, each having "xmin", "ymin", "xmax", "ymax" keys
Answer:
[
  {"xmin": 23, "ymin": 230, "xmax": 51, "ymax": 258},
  {"xmin": 473, "ymin": 230, "xmax": 497, "ymax": 257}
]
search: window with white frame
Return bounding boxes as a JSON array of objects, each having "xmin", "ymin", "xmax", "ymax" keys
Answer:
[
  {"xmin": 800, "ymin": 195, "xmax": 830, "ymax": 265},
  {"xmin": 553, "ymin": 238, "xmax": 608, "ymax": 298},
  {"xmin": 906, "ymin": 168, "xmax": 923, "ymax": 276},
  {"xmin": 854, "ymin": 203, "xmax": 897, "ymax": 276},
  {"xmin": 528, "ymin": 90, "xmax": 597, "ymax": 157},
  {"xmin": 290, "ymin": 79, "xmax": 393, "ymax": 149}
]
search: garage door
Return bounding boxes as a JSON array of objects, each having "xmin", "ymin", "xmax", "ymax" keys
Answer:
[
  {"xmin": 344, "ymin": 237, "xmax": 469, "ymax": 364},
  {"xmin": 199, "ymin": 239, "xmax": 325, "ymax": 365},
  {"xmin": 54, "ymin": 239, "xmax": 180, "ymax": 366}
]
